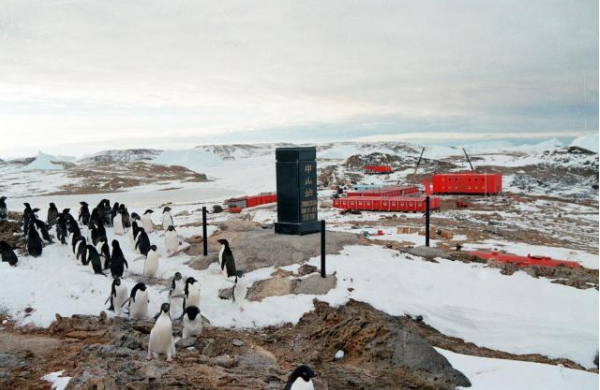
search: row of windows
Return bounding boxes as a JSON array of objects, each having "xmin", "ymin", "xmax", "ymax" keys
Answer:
[
  {"xmin": 440, "ymin": 177, "xmax": 489, "ymax": 182},
  {"xmin": 340, "ymin": 201, "xmax": 421, "ymax": 207}
]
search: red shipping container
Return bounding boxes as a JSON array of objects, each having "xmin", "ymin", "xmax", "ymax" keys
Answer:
[
  {"xmin": 432, "ymin": 173, "xmax": 502, "ymax": 195},
  {"xmin": 333, "ymin": 196, "xmax": 440, "ymax": 212}
]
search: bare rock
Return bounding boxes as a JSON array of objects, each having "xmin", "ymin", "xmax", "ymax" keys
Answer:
[
  {"xmin": 297, "ymin": 264, "xmax": 318, "ymax": 276},
  {"xmin": 247, "ymin": 276, "xmax": 295, "ymax": 302},
  {"xmin": 293, "ymin": 274, "xmax": 337, "ymax": 295}
]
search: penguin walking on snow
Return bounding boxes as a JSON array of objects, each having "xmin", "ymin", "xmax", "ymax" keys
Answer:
[
  {"xmin": 95, "ymin": 238, "xmax": 111, "ymax": 270},
  {"xmin": 87, "ymin": 245, "xmax": 106, "ymax": 276},
  {"xmin": 78, "ymin": 202, "xmax": 91, "ymax": 227},
  {"xmin": 113, "ymin": 208, "xmax": 125, "ymax": 236},
  {"xmin": 162, "ymin": 207, "xmax": 174, "ymax": 230},
  {"xmin": 217, "ymin": 239, "xmax": 246, "ymax": 303},
  {"xmin": 135, "ymin": 228, "xmax": 151, "ymax": 256},
  {"xmin": 284, "ymin": 365, "xmax": 316, "ymax": 390},
  {"xmin": 0, "ymin": 241, "xmax": 18, "ymax": 266},
  {"xmin": 110, "ymin": 240, "xmax": 128, "ymax": 278},
  {"xmin": 141, "ymin": 210, "xmax": 154, "ymax": 233},
  {"xmin": 120, "ymin": 204, "xmax": 131, "ymax": 229},
  {"xmin": 182, "ymin": 306, "xmax": 203, "ymax": 339},
  {"xmin": 75, "ymin": 236, "xmax": 89, "ymax": 265},
  {"xmin": 143, "ymin": 245, "xmax": 160, "ymax": 278},
  {"xmin": 165, "ymin": 225, "xmax": 179, "ymax": 254},
  {"xmin": 129, "ymin": 220, "xmax": 141, "ymax": 247},
  {"xmin": 47, "ymin": 203, "xmax": 59, "ymax": 226},
  {"xmin": 27, "ymin": 223, "xmax": 43, "ymax": 257},
  {"xmin": 0, "ymin": 196, "xmax": 7, "ymax": 222},
  {"xmin": 106, "ymin": 278, "xmax": 128, "ymax": 316},
  {"xmin": 30, "ymin": 210, "xmax": 53, "ymax": 244},
  {"xmin": 148, "ymin": 303, "xmax": 175, "ymax": 362},
  {"xmin": 55, "ymin": 214, "xmax": 68, "ymax": 245},
  {"xmin": 90, "ymin": 219, "xmax": 107, "ymax": 246},
  {"xmin": 125, "ymin": 282, "xmax": 149, "ymax": 319},
  {"xmin": 184, "ymin": 277, "xmax": 201, "ymax": 310}
]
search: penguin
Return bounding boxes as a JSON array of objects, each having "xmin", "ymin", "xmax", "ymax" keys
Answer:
[
  {"xmin": 165, "ymin": 225, "xmax": 179, "ymax": 254},
  {"xmin": 143, "ymin": 245, "xmax": 160, "ymax": 278},
  {"xmin": 184, "ymin": 277, "xmax": 201, "ymax": 309},
  {"xmin": 110, "ymin": 240, "xmax": 128, "ymax": 278},
  {"xmin": 88, "ymin": 207, "xmax": 100, "ymax": 230},
  {"xmin": 232, "ymin": 271, "xmax": 248, "ymax": 304},
  {"xmin": 102, "ymin": 199, "xmax": 112, "ymax": 226},
  {"xmin": 65, "ymin": 210, "xmax": 81, "ymax": 239},
  {"xmin": 113, "ymin": 208, "xmax": 125, "ymax": 236},
  {"xmin": 135, "ymin": 228, "xmax": 151, "ymax": 256},
  {"xmin": 87, "ymin": 245, "xmax": 106, "ymax": 276},
  {"xmin": 68, "ymin": 227, "xmax": 81, "ymax": 259},
  {"xmin": 47, "ymin": 203, "xmax": 59, "ymax": 226},
  {"xmin": 217, "ymin": 239, "xmax": 237, "ymax": 278},
  {"xmin": 110, "ymin": 202, "xmax": 120, "ymax": 225},
  {"xmin": 162, "ymin": 207, "xmax": 174, "ymax": 230},
  {"xmin": 26, "ymin": 222, "xmax": 43, "ymax": 257},
  {"xmin": 55, "ymin": 213, "xmax": 68, "ymax": 245},
  {"xmin": 78, "ymin": 202, "xmax": 91, "ymax": 226},
  {"xmin": 182, "ymin": 306, "xmax": 203, "ymax": 339},
  {"xmin": 90, "ymin": 219, "xmax": 107, "ymax": 246},
  {"xmin": 148, "ymin": 303, "xmax": 175, "ymax": 362},
  {"xmin": 95, "ymin": 238, "xmax": 111, "ymax": 270},
  {"xmin": 130, "ymin": 212, "xmax": 141, "ymax": 222},
  {"xmin": 126, "ymin": 282, "xmax": 149, "ymax": 319},
  {"xmin": 106, "ymin": 278, "xmax": 128, "ymax": 316},
  {"xmin": 94, "ymin": 200, "xmax": 106, "ymax": 227},
  {"xmin": 129, "ymin": 221, "xmax": 141, "ymax": 247},
  {"xmin": 284, "ymin": 365, "xmax": 316, "ymax": 390},
  {"xmin": 120, "ymin": 204, "xmax": 131, "ymax": 228},
  {"xmin": 23, "ymin": 203, "xmax": 33, "ymax": 236},
  {"xmin": 30, "ymin": 211, "xmax": 53, "ymax": 243},
  {"xmin": 168, "ymin": 272, "xmax": 185, "ymax": 318},
  {"xmin": 0, "ymin": 241, "xmax": 18, "ymax": 266},
  {"xmin": 141, "ymin": 209, "xmax": 154, "ymax": 233},
  {"xmin": 0, "ymin": 196, "xmax": 7, "ymax": 222},
  {"xmin": 75, "ymin": 236, "xmax": 89, "ymax": 265}
]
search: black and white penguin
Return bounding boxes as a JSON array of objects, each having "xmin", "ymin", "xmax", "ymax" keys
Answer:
[
  {"xmin": 106, "ymin": 277, "xmax": 128, "ymax": 316},
  {"xmin": 102, "ymin": 199, "xmax": 112, "ymax": 226},
  {"xmin": 75, "ymin": 236, "xmax": 89, "ymax": 265},
  {"xmin": 141, "ymin": 209, "xmax": 154, "ymax": 233},
  {"xmin": 127, "ymin": 282, "xmax": 149, "ymax": 319},
  {"xmin": 120, "ymin": 204, "xmax": 131, "ymax": 229},
  {"xmin": 113, "ymin": 207, "xmax": 125, "ymax": 236},
  {"xmin": 143, "ymin": 245, "xmax": 160, "ymax": 278},
  {"xmin": 30, "ymin": 210, "xmax": 54, "ymax": 244},
  {"xmin": 55, "ymin": 213, "xmax": 68, "ymax": 245},
  {"xmin": 284, "ymin": 366, "xmax": 316, "ymax": 390},
  {"xmin": 68, "ymin": 226, "xmax": 81, "ymax": 259},
  {"xmin": 88, "ymin": 206, "xmax": 100, "ymax": 230},
  {"xmin": 95, "ymin": 238, "xmax": 111, "ymax": 270},
  {"xmin": 168, "ymin": 272, "xmax": 185, "ymax": 318},
  {"xmin": 87, "ymin": 245, "xmax": 106, "ymax": 276},
  {"xmin": 64, "ymin": 210, "xmax": 81, "ymax": 239},
  {"xmin": 147, "ymin": 303, "xmax": 175, "ymax": 362},
  {"xmin": 47, "ymin": 203, "xmax": 59, "ymax": 226},
  {"xmin": 164, "ymin": 225, "xmax": 179, "ymax": 254},
  {"xmin": 110, "ymin": 202, "xmax": 120, "ymax": 225},
  {"xmin": 184, "ymin": 277, "xmax": 201, "ymax": 309},
  {"xmin": 110, "ymin": 240, "xmax": 128, "ymax": 278},
  {"xmin": 0, "ymin": 196, "xmax": 7, "ymax": 222},
  {"xmin": 90, "ymin": 219, "xmax": 107, "ymax": 246},
  {"xmin": 129, "ymin": 221, "xmax": 141, "ymax": 246},
  {"xmin": 26, "ymin": 222, "xmax": 43, "ymax": 257},
  {"xmin": 135, "ymin": 228, "xmax": 151, "ymax": 256},
  {"xmin": 162, "ymin": 207, "xmax": 174, "ymax": 230},
  {"xmin": 0, "ymin": 241, "xmax": 18, "ymax": 266},
  {"xmin": 78, "ymin": 202, "xmax": 91, "ymax": 226},
  {"xmin": 182, "ymin": 306, "xmax": 203, "ymax": 339},
  {"xmin": 23, "ymin": 203, "xmax": 33, "ymax": 236},
  {"xmin": 217, "ymin": 239, "xmax": 237, "ymax": 277}
]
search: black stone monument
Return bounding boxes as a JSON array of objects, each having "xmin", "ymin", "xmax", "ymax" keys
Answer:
[{"xmin": 274, "ymin": 146, "xmax": 321, "ymax": 235}]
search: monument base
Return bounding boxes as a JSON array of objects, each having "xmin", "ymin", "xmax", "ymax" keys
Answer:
[{"xmin": 274, "ymin": 221, "xmax": 321, "ymax": 236}]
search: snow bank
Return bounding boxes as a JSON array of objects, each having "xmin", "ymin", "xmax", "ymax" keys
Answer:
[
  {"xmin": 437, "ymin": 349, "xmax": 598, "ymax": 390},
  {"xmin": 150, "ymin": 149, "xmax": 224, "ymax": 172},
  {"xmin": 42, "ymin": 371, "xmax": 72, "ymax": 390},
  {"xmin": 570, "ymin": 133, "xmax": 600, "ymax": 153}
]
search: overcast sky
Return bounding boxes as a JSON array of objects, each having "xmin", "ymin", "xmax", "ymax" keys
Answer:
[{"xmin": 0, "ymin": 0, "xmax": 597, "ymax": 157}]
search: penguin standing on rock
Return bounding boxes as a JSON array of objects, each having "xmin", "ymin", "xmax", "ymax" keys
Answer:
[
  {"xmin": 148, "ymin": 303, "xmax": 175, "ymax": 362},
  {"xmin": 217, "ymin": 239, "xmax": 245, "ymax": 303},
  {"xmin": 182, "ymin": 306, "xmax": 203, "ymax": 339},
  {"xmin": 106, "ymin": 278, "xmax": 128, "ymax": 316},
  {"xmin": 126, "ymin": 282, "xmax": 149, "ymax": 319},
  {"xmin": 162, "ymin": 207, "xmax": 174, "ymax": 230},
  {"xmin": 78, "ymin": 202, "xmax": 91, "ymax": 227},
  {"xmin": 110, "ymin": 240, "xmax": 128, "ymax": 278},
  {"xmin": 165, "ymin": 225, "xmax": 179, "ymax": 254},
  {"xmin": 27, "ymin": 222, "xmax": 43, "ymax": 257},
  {"xmin": 47, "ymin": 203, "xmax": 59, "ymax": 226},
  {"xmin": 143, "ymin": 245, "xmax": 160, "ymax": 278},
  {"xmin": 0, "ymin": 241, "xmax": 18, "ymax": 266},
  {"xmin": 284, "ymin": 365, "xmax": 316, "ymax": 390},
  {"xmin": 141, "ymin": 210, "xmax": 154, "ymax": 233},
  {"xmin": 0, "ymin": 196, "xmax": 7, "ymax": 222}
]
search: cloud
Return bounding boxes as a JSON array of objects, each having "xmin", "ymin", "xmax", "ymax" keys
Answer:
[{"xmin": 0, "ymin": 0, "xmax": 597, "ymax": 156}]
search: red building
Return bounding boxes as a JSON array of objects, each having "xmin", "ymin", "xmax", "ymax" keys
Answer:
[
  {"xmin": 346, "ymin": 186, "xmax": 420, "ymax": 197},
  {"xmin": 432, "ymin": 173, "xmax": 502, "ymax": 195},
  {"xmin": 333, "ymin": 196, "xmax": 441, "ymax": 212},
  {"xmin": 365, "ymin": 165, "xmax": 393, "ymax": 174},
  {"xmin": 225, "ymin": 193, "xmax": 277, "ymax": 210}
]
